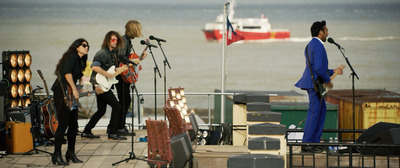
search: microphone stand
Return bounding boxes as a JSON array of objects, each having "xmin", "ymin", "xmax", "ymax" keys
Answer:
[
  {"xmin": 24, "ymin": 88, "xmax": 52, "ymax": 156},
  {"xmin": 148, "ymin": 46, "xmax": 162, "ymax": 120},
  {"xmin": 337, "ymin": 47, "xmax": 359, "ymax": 143},
  {"xmin": 112, "ymin": 68, "xmax": 146, "ymax": 166},
  {"xmin": 155, "ymin": 40, "xmax": 171, "ymax": 120}
]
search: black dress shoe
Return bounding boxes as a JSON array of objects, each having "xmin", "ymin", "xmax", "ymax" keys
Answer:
[
  {"xmin": 81, "ymin": 132, "xmax": 100, "ymax": 139},
  {"xmin": 65, "ymin": 150, "xmax": 83, "ymax": 163},
  {"xmin": 108, "ymin": 134, "xmax": 127, "ymax": 140},
  {"xmin": 118, "ymin": 127, "xmax": 129, "ymax": 134},
  {"xmin": 52, "ymin": 151, "xmax": 69, "ymax": 166},
  {"xmin": 118, "ymin": 128, "xmax": 136, "ymax": 136}
]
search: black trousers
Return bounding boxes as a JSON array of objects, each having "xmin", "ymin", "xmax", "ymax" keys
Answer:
[
  {"xmin": 116, "ymin": 75, "xmax": 131, "ymax": 129},
  {"xmin": 53, "ymin": 87, "xmax": 78, "ymax": 153},
  {"xmin": 83, "ymin": 89, "xmax": 121, "ymax": 134}
]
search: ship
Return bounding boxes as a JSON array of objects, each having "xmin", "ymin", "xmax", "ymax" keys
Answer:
[{"xmin": 202, "ymin": 1, "xmax": 290, "ymax": 41}]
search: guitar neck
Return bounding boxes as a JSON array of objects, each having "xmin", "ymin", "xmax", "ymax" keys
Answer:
[
  {"xmin": 79, "ymin": 90, "xmax": 96, "ymax": 98},
  {"xmin": 139, "ymin": 46, "xmax": 149, "ymax": 60},
  {"xmin": 37, "ymin": 70, "xmax": 51, "ymax": 97},
  {"xmin": 330, "ymin": 72, "xmax": 340, "ymax": 81},
  {"xmin": 330, "ymin": 65, "xmax": 346, "ymax": 81}
]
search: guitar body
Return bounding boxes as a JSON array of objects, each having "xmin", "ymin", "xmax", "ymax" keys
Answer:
[
  {"xmin": 37, "ymin": 69, "xmax": 59, "ymax": 138},
  {"xmin": 315, "ymin": 77, "xmax": 327, "ymax": 99},
  {"xmin": 42, "ymin": 102, "xmax": 58, "ymax": 138},
  {"xmin": 316, "ymin": 64, "xmax": 346, "ymax": 99},
  {"xmin": 67, "ymin": 85, "xmax": 79, "ymax": 111},
  {"xmin": 119, "ymin": 53, "xmax": 142, "ymax": 84},
  {"xmin": 96, "ymin": 65, "xmax": 119, "ymax": 92},
  {"xmin": 66, "ymin": 85, "xmax": 101, "ymax": 111}
]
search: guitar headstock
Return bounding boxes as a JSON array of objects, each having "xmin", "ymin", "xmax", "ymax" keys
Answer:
[{"xmin": 37, "ymin": 70, "xmax": 45, "ymax": 80}]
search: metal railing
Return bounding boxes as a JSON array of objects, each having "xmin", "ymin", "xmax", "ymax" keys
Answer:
[
  {"xmin": 286, "ymin": 129, "xmax": 400, "ymax": 168},
  {"xmin": 35, "ymin": 91, "xmax": 235, "ymax": 128},
  {"xmin": 137, "ymin": 92, "xmax": 234, "ymax": 126}
]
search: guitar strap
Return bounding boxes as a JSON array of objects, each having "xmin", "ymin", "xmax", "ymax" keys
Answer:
[
  {"xmin": 304, "ymin": 45, "xmax": 321, "ymax": 98},
  {"xmin": 56, "ymin": 71, "xmax": 70, "ymax": 110}
]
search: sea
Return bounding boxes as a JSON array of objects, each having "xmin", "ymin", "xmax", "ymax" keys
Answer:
[{"xmin": 1, "ymin": 0, "xmax": 400, "ymax": 112}]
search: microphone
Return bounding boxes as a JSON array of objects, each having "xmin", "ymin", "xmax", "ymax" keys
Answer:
[
  {"xmin": 149, "ymin": 35, "xmax": 166, "ymax": 42},
  {"xmin": 327, "ymin": 37, "xmax": 342, "ymax": 49},
  {"xmin": 140, "ymin": 40, "xmax": 158, "ymax": 48}
]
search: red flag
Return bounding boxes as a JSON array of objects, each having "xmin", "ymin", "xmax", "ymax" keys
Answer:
[{"xmin": 227, "ymin": 17, "xmax": 244, "ymax": 45}]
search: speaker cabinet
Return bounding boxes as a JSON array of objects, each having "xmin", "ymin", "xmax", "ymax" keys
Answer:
[
  {"xmin": 356, "ymin": 122, "xmax": 400, "ymax": 156},
  {"xmin": 188, "ymin": 113, "xmax": 199, "ymax": 141},
  {"xmin": 170, "ymin": 132, "xmax": 193, "ymax": 167}
]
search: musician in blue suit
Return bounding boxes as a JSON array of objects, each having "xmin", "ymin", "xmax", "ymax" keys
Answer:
[{"xmin": 295, "ymin": 20, "xmax": 343, "ymax": 152}]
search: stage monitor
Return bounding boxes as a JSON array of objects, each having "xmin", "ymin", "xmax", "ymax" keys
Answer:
[{"xmin": 170, "ymin": 132, "xmax": 193, "ymax": 167}]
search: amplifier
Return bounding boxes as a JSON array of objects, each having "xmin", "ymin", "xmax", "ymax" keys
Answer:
[{"xmin": 6, "ymin": 121, "xmax": 33, "ymax": 154}]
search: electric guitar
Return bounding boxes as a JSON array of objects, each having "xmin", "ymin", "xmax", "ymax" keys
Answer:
[
  {"xmin": 95, "ymin": 65, "xmax": 128, "ymax": 92},
  {"xmin": 317, "ymin": 64, "xmax": 346, "ymax": 98},
  {"xmin": 119, "ymin": 45, "xmax": 148, "ymax": 84},
  {"xmin": 66, "ymin": 85, "xmax": 103, "ymax": 111},
  {"xmin": 37, "ymin": 70, "xmax": 58, "ymax": 138}
]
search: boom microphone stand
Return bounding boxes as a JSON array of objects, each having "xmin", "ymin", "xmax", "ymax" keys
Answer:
[
  {"xmin": 151, "ymin": 36, "xmax": 171, "ymax": 120},
  {"xmin": 142, "ymin": 40, "xmax": 161, "ymax": 120},
  {"xmin": 331, "ymin": 40, "xmax": 359, "ymax": 143},
  {"xmin": 112, "ymin": 69, "xmax": 147, "ymax": 165},
  {"xmin": 340, "ymin": 48, "xmax": 359, "ymax": 143}
]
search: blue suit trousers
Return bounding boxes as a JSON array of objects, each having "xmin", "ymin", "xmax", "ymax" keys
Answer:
[{"xmin": 302, "ymin": 88, "xmax": 327, "ymax": 143}]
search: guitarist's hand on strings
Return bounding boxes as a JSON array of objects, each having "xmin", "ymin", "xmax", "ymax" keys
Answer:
[
  {"xmin": 65, "ymin": 74, "xmax": 80, "ymax": 100},
  {"xmin": 115, "ymin": 65, "xmax": 128, "ymax": 73},
  {"xmin": 139, "ymin": 50, "xmax": 148, "ymax": 61},
  {"xmin": 334, "ymin": 67, "xmax": 343, "ymax": 75},
  {"xmin": 327, "ymin": 66, "xmax": 345, "ymax": 89}
]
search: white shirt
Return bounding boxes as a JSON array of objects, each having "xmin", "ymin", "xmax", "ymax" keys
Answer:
[{"xmin": 314, "ymin": 37, "xmax": 324, "ymax": 45}]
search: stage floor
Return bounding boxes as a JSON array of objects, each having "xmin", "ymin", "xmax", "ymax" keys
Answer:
[{"xmin": 1, "ymin": 129, "xmax": 399, "ymax": 168}]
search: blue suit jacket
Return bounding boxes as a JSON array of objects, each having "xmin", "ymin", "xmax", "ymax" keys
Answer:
[{"xmin": 295, "ymin": 38, "xmax": 334, "ymax": 89}]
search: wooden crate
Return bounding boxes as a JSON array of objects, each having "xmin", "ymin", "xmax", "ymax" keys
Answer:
[{"xmin": 326, "ymin": 89, "xmax": 400, "ymax": 140}]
